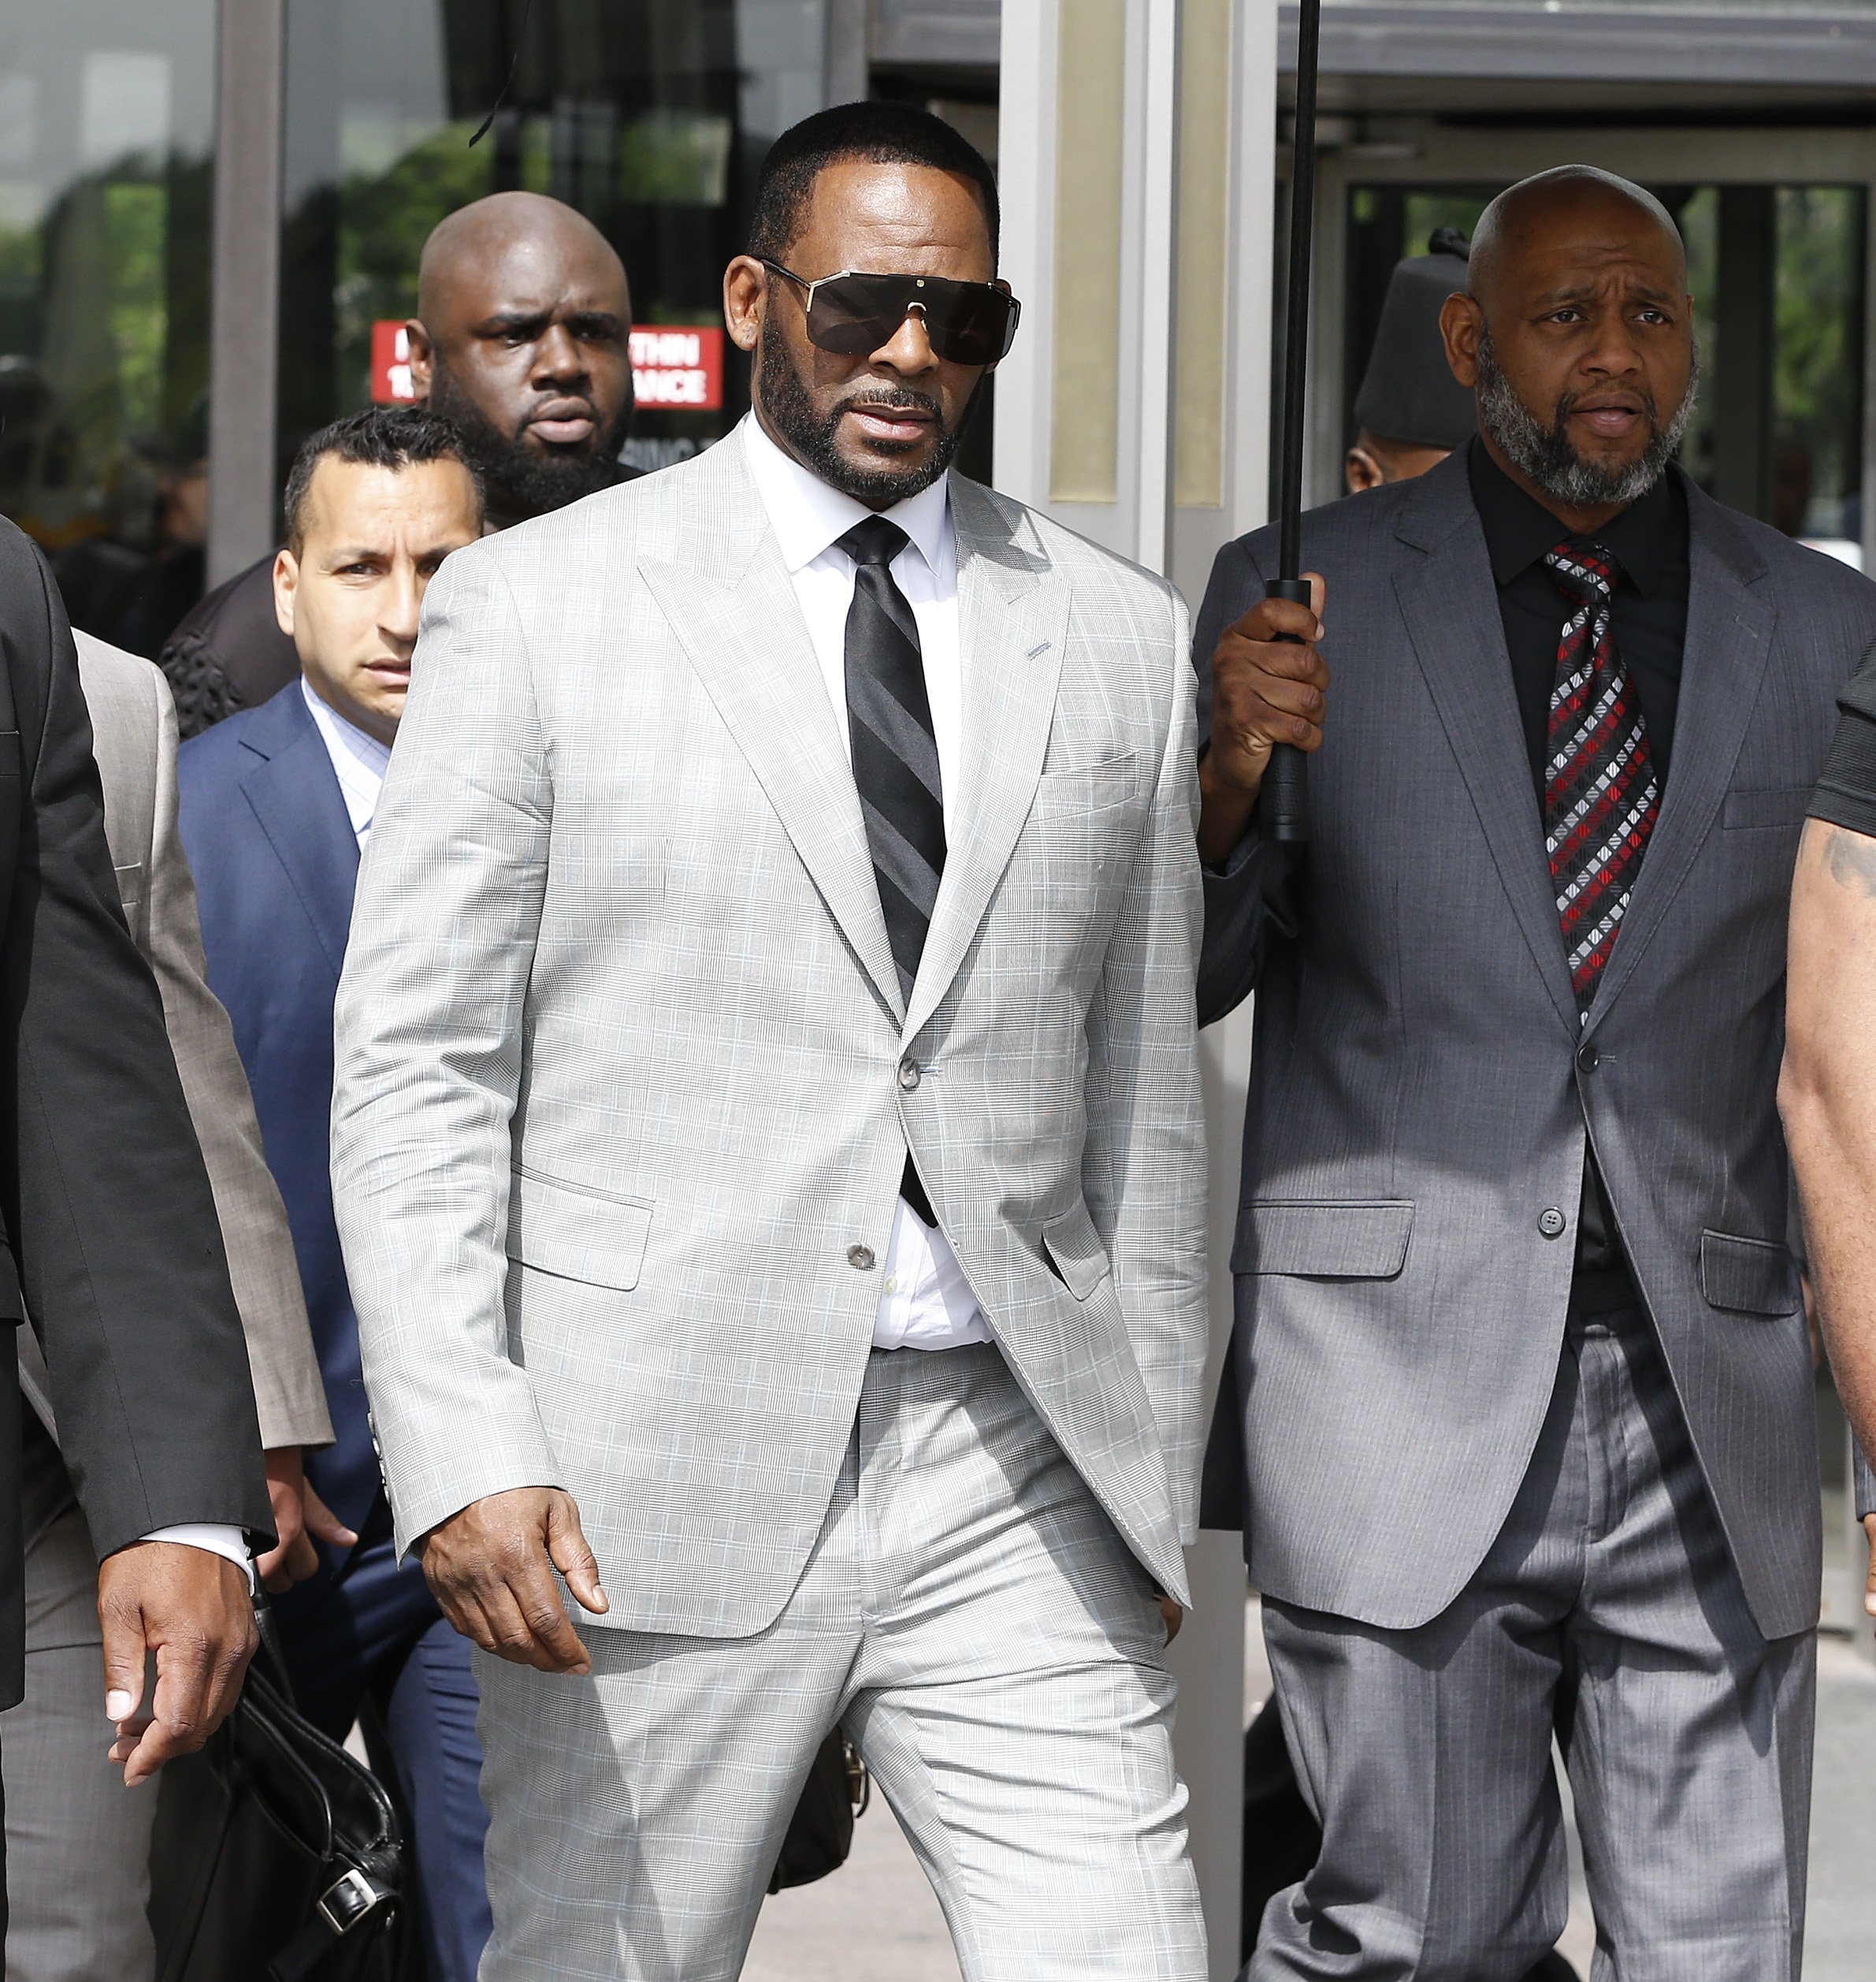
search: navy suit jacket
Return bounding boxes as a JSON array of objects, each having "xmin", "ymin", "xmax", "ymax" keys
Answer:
[{"xmin": 178, "ymin": 682, "xmax": 380, "ymax": 1546}]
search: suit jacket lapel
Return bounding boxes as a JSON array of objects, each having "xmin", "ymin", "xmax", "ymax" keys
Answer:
[
  {"xmin": 640, "ymin": 444, "xmax": 904, "ymax": 1023},
  {"xmin": 237, "ymin": 687, "xmax": 359, "ymax": 980},
  {"xmin": 1394, "ymin": 461, "xmax": 1581, "ymax": 1039},
  {"xmin": 901, "ymin": 481, "xmax": 1065, "ymax": 1043},
  {"xmin": 1581, "ymin": 486, "xmax": 1774, "ymax": 1032}
]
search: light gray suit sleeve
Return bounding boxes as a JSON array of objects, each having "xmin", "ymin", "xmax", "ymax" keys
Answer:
[
  {"xmin": 1080, "ymin": 585, "xmax": 1210, "ymax": 1542},
  {"xmin": 330, "ymin": 548, "xmax": 560, "ymax": 1554},
  {"xmin": 64, "ymin": 634, "xmax": 331, "ymax": 1452}
]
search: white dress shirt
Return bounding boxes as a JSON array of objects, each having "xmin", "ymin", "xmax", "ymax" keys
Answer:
[
  {"xmin": 136, "ymin": 1520, "xmax": 254, "ymax": 1584},
  {"xmin": 303, "ymin": 678, "xmax": 392, "ymax": 846},
  {"xmin": 741, "ymin": 415, "xmax": 991, "ymax": 1352}
]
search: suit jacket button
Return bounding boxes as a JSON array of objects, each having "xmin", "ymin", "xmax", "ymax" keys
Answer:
[
  {"xmin": 898, "ymin": 1057, "xmax": 921, "ymax": 1091},
  {"xmin": 1538, "ymin": 1208, "xmax": 1567, "ymax": 1240},
  {"xmin": 1576, "ymin": 1043, "xmax": 1599, "ymax": 1073},
  {"xmin": 847, "ymin": 1244, "xmax": 876, "ymax": 1270}
]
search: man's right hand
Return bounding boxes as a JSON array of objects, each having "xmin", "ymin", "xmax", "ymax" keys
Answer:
[
  {"xmin": 421, "ymin": 1486, "xmax": 609, "ymax": 1674},
  {"xmin": 1198, "ymin": 574, "xmax": 1330, "ymax": 865}
]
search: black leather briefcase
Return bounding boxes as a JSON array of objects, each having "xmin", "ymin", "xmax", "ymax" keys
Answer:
[
  {"xmin": 150, "ymin": 1621, "xmax": 407, "ymax": 1982},
  {"xmin": 769, "ymin": 1731, "xmax": 871, "ymax": 1891}
]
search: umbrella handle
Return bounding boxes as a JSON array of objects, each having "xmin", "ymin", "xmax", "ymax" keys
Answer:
[{"xmin": 1261, "ymin": 578, "xmax": 1312, "ymax": 844}]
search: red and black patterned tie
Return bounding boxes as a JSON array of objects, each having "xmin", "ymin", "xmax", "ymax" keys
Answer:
[{"xmin": 1543, "ymin": 537, "xmax": 1659, "ymax": 1013}]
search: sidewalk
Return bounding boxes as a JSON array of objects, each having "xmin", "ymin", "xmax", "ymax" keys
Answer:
[{"xmin": 742, "ymin": 1610, "xmax": 1876, "ymax": 1981}]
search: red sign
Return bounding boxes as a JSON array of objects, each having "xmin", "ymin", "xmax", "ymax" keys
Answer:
[
  {"xmin": 371, "ymin": 321, "xmax": 418, "ymax": 403},
  {"xmin": 630, "ymin": 325, "xmax": 723, "ymax": 411},
  {"xmin": 371, "ymin": 320, "xmax": 725, "ymax": 414}
]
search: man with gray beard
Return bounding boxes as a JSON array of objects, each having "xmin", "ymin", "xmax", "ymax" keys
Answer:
[{"xmin": 1193, "ymin": 165, "xmax": 1874, "ymax": 1978}]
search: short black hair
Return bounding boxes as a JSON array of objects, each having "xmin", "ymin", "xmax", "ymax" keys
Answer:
[
  {"xmin": 283, "ymin": 405, "xmax": 485, "ymax": 555},
  {"xmin": 747, "ymin": 102, "xmax": 998, "ymax": 267}
]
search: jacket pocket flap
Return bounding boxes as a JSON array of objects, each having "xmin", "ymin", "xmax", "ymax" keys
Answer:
[
  {"xmin": 1699, "ymin": 1229, "xmax": 1799, "ymax": 1315},
  {"xmin": 506, "ymin": 1168, "xmax": 652, "ymax": 1292},
  {"xmin": 1041, "ymin": 1203, "xmax": 1113, "ymax": 1302},
  {"xmin": 1722, "ymin": 786, "xmax": 1811, "ymax": 831},
  {"xmin": 1231, "ymin": 1200, "xmax": 1414, "ymax": 1278}
]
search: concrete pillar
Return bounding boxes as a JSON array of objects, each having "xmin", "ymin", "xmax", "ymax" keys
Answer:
[{"xmin": 995, "ymin": 6, "xmax": 1280, "ymax": 1972}]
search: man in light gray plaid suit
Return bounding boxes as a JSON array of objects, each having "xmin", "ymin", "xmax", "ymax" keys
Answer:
[{"xmin": 331, "ymin": 102, "xmax": 1210, "ymax": 1980}]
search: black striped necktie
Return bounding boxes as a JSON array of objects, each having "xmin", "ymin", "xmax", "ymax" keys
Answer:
[{"xmin": 838, "ymin": 515, "xmax": 945, "ymax": 1225}]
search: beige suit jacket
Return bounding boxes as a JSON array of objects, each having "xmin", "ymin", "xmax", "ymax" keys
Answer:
[{"xmin": 15, "ymin": 634, "xmax": 331, "ymax": 1451}]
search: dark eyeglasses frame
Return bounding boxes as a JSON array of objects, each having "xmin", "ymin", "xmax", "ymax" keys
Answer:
[{"xmin": 758, "ymin": 258, "xmax": 1021, "ymax": 366}]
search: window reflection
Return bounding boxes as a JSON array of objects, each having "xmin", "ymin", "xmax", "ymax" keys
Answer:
[
  {"xmin": 278, "ymin": 0, "xmax": 833, "ymax": 489},
  {"xmin": 0, "ymin": 6, "xmax": 217, "ymax": 653}
]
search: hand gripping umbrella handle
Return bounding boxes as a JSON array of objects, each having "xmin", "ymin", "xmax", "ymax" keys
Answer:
[{"xmin": 1261, "ymin": 579, "xmax": 1312, "ymax": 844}]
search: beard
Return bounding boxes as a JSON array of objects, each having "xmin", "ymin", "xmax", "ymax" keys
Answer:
[
  {"xmin": 756, "ymin": 332, "xmax": 974, "ymax": 507},
  {"xmin": 425, "ymin": 364, "xmax": 631, "ymax": 520},
  {"xmin": 1474, "ymin": 327, "xmax": 1697, "ymax": 509}
]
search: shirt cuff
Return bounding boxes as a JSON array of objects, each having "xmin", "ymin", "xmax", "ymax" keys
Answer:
[{"xmin": 136, "ymin": 1523, "xmax": 255, "ymax": 1590}]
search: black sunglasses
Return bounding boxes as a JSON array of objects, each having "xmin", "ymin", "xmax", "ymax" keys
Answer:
[{"xmin": 759, "ymin": 259, "xmax": 1021, "ymax": 368}]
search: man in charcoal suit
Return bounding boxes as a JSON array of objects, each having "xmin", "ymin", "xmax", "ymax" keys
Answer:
[
  {"xmin": 0, "ymin": 519, "xmax": 272, "ymax": 1932},
  {"xmin": 1198, "ymin": 166, "xmax": 1870, "ymax": 1977},
  {"xmin": 330, "ymin": 102, "xmax": 1210, "ymax": 1980}
]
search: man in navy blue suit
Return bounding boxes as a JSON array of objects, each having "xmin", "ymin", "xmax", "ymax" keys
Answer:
[{"xmin": 179, "ymin": 406, "xmax": 487, "ymax": 1982}]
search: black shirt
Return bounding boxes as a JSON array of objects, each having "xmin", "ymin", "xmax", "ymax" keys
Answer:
[
  {"xmin": 1466, "ymin": 439, "xmax": 1693, "ymax": 1307},
  {"xmin": 1467, "ymin": 437, "xmax": 1690, "ymax": 793}
]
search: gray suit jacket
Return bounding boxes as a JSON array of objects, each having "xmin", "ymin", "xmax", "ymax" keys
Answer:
[
  {"xmin": 21, "ymin": 634, "xmax": 331, "ymax": 1452},
  {"xmin": 331, "ymin": 433, "xmax": 1209, "ymax": 1627},
  {"xmin": 1199, "ymin": 453, "xmax": 1876, "ymax": 1640}
]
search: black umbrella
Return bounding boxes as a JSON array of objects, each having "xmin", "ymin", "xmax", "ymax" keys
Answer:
[{"xmin": 1262, "ymin": 0, "xmax": 1323, "ymax": 843}]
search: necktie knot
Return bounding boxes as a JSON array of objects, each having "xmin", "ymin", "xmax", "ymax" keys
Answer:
[
  {"xmin": 1545, "ymin": 537, "xmax": 1618, "ymax": 609},
  {"xmin": 838, "ymin": 517, "xmax": 910, "ymax": 568}
]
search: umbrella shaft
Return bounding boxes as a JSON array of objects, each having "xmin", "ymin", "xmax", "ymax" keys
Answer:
[{"xmin": 1278, "ymin": 0, "xmax": 1323, "ymax": 580}]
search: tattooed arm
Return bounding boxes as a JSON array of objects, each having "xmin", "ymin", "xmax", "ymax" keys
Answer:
[{"xmin": 1782, "ymin": 817, "xmax": 1876, "ymax": 1619}]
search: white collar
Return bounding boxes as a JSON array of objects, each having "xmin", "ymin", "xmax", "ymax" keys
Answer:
[
  {"xmin": 738, "ymin": 412, "xmax": 953, "ymax": 582},
  {"xmin": 301, "ymin": 676, "xmax": 392, "ymax": 779}
]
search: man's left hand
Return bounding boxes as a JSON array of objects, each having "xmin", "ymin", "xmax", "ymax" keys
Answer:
[
  {"xmin": 98, "ymin": 1542, "xmax": 257, "ymax": 1786},
  {"xmin": 1864, "ymin": 1513, "xmax": 1875, "ymax": 1621},
  {"xmin": 1159, "ymin": 1596, "xmax": 1184, "ymax": 1643}
]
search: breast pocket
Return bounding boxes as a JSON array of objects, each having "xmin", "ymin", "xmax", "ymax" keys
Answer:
[
  {"xmin": 1023, "ymin": 753, "xmax": 1144, "ymax": 861},
  {"xmin": 1721, "ymin": 787, "xmax": 1812, "ymax": 832}
]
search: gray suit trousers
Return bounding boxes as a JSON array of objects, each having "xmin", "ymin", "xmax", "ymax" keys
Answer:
[
  {"xmin": 2, "ymin": 1415, "xmax": 157, "ymax": 1982},
  {"xmin": 474, "ymin": 1344, "xmax": 1206, "ymax": 1982},
  {"xmin": 1253, "ymin": 1307, "xmax": 1814, "ymax": 1982}
]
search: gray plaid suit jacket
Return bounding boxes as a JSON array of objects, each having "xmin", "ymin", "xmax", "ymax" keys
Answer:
[{"xmin": 330, "ymin": 432, "xmax": 1209, "ymax": 1630}]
